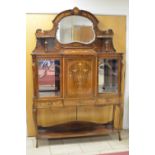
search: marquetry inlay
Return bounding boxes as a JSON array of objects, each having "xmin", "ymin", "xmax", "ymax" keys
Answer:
[{"xmin": 69, "ymin": 61, "xmax": 91, "ymax": 88}]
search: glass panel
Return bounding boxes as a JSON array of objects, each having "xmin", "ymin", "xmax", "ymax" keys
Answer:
[
  {"xmin": 38, "ymin": 59, "xmax": 60, "ymax": 97},
  {"xmin": 56, "ymin": 15, "xmax": 95, "ymax": 44},
  {"xmin": 98, "ymin": 59, "xmax": 118, "ymax": 93}
]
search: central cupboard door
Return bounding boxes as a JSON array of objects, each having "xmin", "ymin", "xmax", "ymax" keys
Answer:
[{"xmin": 64, "ymin": 57, "xmax": 95, "ymax": 97}]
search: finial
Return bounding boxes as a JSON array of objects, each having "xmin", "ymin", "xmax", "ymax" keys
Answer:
[{"xmin": 73, "ymin": 7, "xmax": 80, "ymax": 14}]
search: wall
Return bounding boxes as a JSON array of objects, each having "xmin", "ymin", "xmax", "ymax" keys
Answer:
[{"xmin": 26, "ymin": 0, "xmax": 128, "ymax": 15}]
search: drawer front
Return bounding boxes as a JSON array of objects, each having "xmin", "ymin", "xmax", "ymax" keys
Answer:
[
  {"xmin": 96, "ymin": 97, "xmax": 120, "ymax": 105},
  {"xmin": 37, "ymin": 106, "xmax": 76, "ymax": 127},
  {"xmin": 36, "ymin": 100, "xmax": 63, "ymax": 108},
  {"xmin": 64, "ymin": 99, "xmax": 96, "ymax": 106},
  {"xmin": 77, "ymin": 105, "xmax": 113, "ymax": 123}
]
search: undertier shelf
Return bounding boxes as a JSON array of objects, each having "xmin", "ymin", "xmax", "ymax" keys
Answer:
[{"xmin": 37, "ymin": 121, "xmax": 114, "ymax": 139}]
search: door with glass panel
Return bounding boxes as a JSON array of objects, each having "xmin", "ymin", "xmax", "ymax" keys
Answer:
[
  {"xmin": 98, "ymin": 58, "xmax": 119, "ymax": 94},
  {"xmin": 37, "ymin": 58, "xmax": 61, "ymax": 97}
]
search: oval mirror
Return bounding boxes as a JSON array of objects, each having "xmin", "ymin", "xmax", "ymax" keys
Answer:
[{"xmin": 56, "ymin": 15, "xmax": 95, "ymax": 44}]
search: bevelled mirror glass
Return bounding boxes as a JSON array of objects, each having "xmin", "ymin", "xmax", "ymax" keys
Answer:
[
  {"xmin": 38, "ymin": 59, "xmax": 60, "ymax": 97},
  {"xmin": 98, "ymin": 59, "xmax": 118, "ymax": 93},
  {"xmin": 56, "ymin": 15, "xmax": 95, "ymax": 44}
]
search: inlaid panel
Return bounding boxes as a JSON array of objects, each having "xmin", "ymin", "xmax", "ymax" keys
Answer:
[
  {"xmin": 64, "ymin": 99, "xmax": 96, "ymax": 106},
  {"xmin": 96, "ymin": 97, "xmax": 120, "ymax": 105},
  {"xmin": 64, "ymin": 58, "xmax": 95, "ymax": 97},
  {"xmin": 35, "ymin": 100, "xmax": 63, "ymax": 108}
]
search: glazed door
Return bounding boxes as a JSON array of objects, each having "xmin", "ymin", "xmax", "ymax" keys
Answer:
[
  {"xmin": 98, "ymin": 58, "xmax": 120, "ymax": 95},
  {"xmin": 64, "ymin": 57, "xmax": 95, "ymax": 98},
  {"xmin": 37, "ymin": 58, "xmax": 62, "ymax": 98}
]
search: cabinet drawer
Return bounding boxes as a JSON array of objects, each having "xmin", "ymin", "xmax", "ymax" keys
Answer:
[
  {"xmin": 36, "ymin": 100, "xmax": 63, "ymax": 108},
  {"xmin": 64, "ymin": 99, "xmax": 96, "ymax": 106},
  {"xmin": 77, "ymin": 105, "xmax": 113, "ymax": 123},
  {"xmin": 37, "ymin": 107, "xmax": 76, "ymax": 127},
  {"xmin": 96, "ymin": 97, "xmax": 120, "ymax": 105}
]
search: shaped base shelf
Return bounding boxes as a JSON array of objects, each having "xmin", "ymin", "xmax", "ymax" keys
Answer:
[{"xmin": 37, "ymin": 121, "xmax": 115, "ymax": 139}]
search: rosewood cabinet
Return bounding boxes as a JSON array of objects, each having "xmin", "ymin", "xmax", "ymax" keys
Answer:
[{"xmin": 32, "ymin": 7, "xmax": 124, "ymax": 147}]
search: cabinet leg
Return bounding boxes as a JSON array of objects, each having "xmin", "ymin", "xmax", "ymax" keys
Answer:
[
  {"xmin": 117, "ymin": 104, "xmax": 123, "ymax": 141},
  {"xmin": 33, "ymin": 107, "xmax": 39, "ymax": 148},
  {"xmin": 118, "ymin": 130, "xmax": 122, "ymax": 141},
  {"xmin": 112, "ymin": 105, "xmax": 116, "ymax": 131},
  {"xmin": 36, "ymin": 138, "xmax": 38, "ymax": 148}
]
